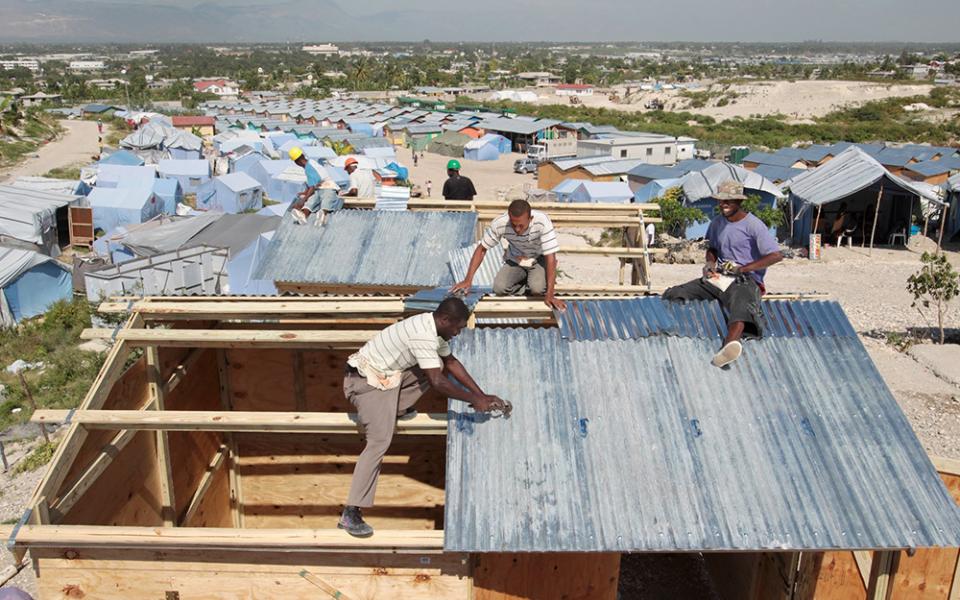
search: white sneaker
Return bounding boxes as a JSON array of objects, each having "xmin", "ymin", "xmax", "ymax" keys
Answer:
[
  {"xmin": 291, "ymin": 208, "xmax": 307, "ymax": 225},
  {"xmin": 711, "ymin": 341, "xmax": 742, "ymax": 368},
  {"xmin": 315, "ymin": 211, "xmax": 329, "ymax": 227}
]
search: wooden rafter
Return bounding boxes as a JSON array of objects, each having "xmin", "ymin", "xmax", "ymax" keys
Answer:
[
  {"xmin": 180, "ymin": 445, "xmax": 228, "ymax": 526},
  {"xmin": 81, "ymin": 328, "xmax": 379, "ymax": 349}
]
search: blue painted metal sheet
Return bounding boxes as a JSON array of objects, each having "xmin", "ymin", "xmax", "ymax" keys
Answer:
[
  {"xmin": 403, "ymin": 286, "xmax": 490, "ymax": 313},
  {"xmin": 253, "ymin": 210, "xmax": 476, "ymax": 288},
  {"xmin": 445, "ymin": 312, "xmax": 960, "ymax": 552}
]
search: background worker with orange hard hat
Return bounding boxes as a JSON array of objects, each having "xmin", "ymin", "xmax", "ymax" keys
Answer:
[
  {"xmin": 342, "ymin": 156, "xmax": 376, "ymax": 199},
  {"xmin": 288, "ymin": 146, "xmax": 328, "ymax": 224}
]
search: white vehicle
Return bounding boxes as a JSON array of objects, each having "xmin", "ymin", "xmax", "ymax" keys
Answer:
[{"xmin": 527, "ymin": 138, "xmax": 577, "ymax": 162}]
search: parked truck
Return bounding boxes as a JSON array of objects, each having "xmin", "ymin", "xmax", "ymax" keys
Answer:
[{"xmin": 526, "ymin": 138, "xmax": 578, "ymax": 162}]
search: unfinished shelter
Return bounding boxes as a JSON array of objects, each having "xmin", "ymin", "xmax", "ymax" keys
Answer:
[{"xmin": 12, "ymin": 295, "xmax": 960, "ymax": 599}]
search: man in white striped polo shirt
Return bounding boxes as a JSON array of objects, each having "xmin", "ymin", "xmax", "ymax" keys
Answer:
[
  {"xmin": 338, "ymin": 297, "xmax": 508, "ymax": 537},
  {"xmin": 451, "ymin": 199, "xmax": 567, "ymax": 311}
]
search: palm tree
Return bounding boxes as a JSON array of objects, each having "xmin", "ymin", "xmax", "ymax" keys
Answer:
[
  {"xmin": 324, "ymin": 139, "xmax": 354, "ymax": 156},
  {"xmin": 352, "ymin": 58, "xmax": 369, "ymax": 91}
]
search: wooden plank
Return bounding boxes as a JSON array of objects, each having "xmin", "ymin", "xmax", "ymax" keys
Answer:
[
  {"xmin": 82, "ymin": 328, "xmax": 379, "ymax": 348},
  {"xmin": 473, "ymin": 552, "xmax": 620, "ymax": 600},
  {"xmin": 793, "ymin": 552, "xmax": 867, "ymax": 600},
  {"xmin": 15, "ymin": 525, "xmax": 446, "ymax": 552},
  {"xmin": 343, "ymin": 197, "xmax": 660, "ymax": 213},
  {"xmin": 300, "ymin": 569, "xmax": 357, "ymax": 600},
  {"xmin": 217, "ymin": 349, "xmax": 243, "ymax": 528},
  {"xmin": 292, "ymin": 351, "xmax": 307, "ymax": 412},
  {"xmin": 163, "ymin": 347, "xmax": 208, "ymax": 396},
  {"xmin": 855, "ymin": 551, "xmax": 873, "ymax": 587},
  {"xmin": 33, "ymin": 409, "xmax": 450, "ymax": 434},
  {"xmin": 146, "ymin": 346, "xmax": 176, "ymax": 527},
  {"xmin": 932, "ymin": 455, "xmax": 960, "ymax": 477},
  {"xmin": 179, "ymin": 446, "xmax": 228, "ymax": 526},
  {"xmin": 558, "ymin": 246, "xmax": 668, "ymax": 257}
]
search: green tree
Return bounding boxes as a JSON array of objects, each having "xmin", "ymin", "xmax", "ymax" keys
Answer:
[
  {"xmin": 655, "ymin": 187, "xmax": 707, "ymax": 236},
  {"xmin": 907, "ymin": 252, "xmax": 959, "ymax": 344},
  {"xmin": 743, "ymin": 194, "xmax": 784, "ymax": 228}
]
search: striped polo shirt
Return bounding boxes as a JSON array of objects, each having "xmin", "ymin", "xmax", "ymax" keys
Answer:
[
  {"xmin": 480, "ymin": 210, "xmax": 560, "ymax": 262},
  {"xmin": 352, "ymin": 312, "xmax": 451, "ymax": 372}
]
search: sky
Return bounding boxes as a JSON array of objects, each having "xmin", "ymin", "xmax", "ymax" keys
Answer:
[{"xmin": 2, "ymin": 0, "xmax": 960, "ymax": 43}]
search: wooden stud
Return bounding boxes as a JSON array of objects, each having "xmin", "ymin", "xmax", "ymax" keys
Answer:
[
  {"xmin": 937, "ymin": 203, "xmax": 949, "ymax": 255},
  {"xmin": 217, "ymin": 349, "xmax": 243, "ymax": 528},
  {"xmin": 854, "ymin": 550, "xmax": 873, "ymax": 588},
  {"xmin": 180, "ymin": 446, "xmax": 228, "ymax": 526},
  {"xmin": 869, "ymin": 185, "xmax": 883, "ymax": 254},
  {"xmin": 866, "ymin": 551, "xmax": 899, "ymax": 600},
  {"xmin": 300, "ymin": 569, "xmax": 357, "ymax": 600},
  {"xmin": 146, "ymin": 346, "xmax": 176, "ymax": 527},
  {"xmin": 32, "ymin": 409, "xmax": 450, "ymax": 435},
  {"xmin": 558, "ymin": 246, "xmax": 667, "ymax": 257},
  {"xmin": 292, "ymin": 351, "xmax": 307, "ymax": 412},
  {"xmin": 164, "ymin": 347, "xmax": 208, "ymax": 396}
]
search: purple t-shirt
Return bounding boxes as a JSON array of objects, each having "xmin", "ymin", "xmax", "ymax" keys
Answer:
[{"xmin": 706, "ymin": 213, "xmax": 779, "ymax": 284}]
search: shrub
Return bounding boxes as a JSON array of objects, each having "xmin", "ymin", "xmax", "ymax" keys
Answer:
[
  {"xmin": 13, "ymin": 442, "xmax": 57, "ymax": 474},
  {"xmin": 743, "ymin": 194, "xmax": 784, "ymax": 228},
  {"xmin": 906, "ymin": 252, "xmax": 959, "ymax": 344},
  {"xmin": 655, "ymin": 186, "xmax": 707, "ymax": 236}
]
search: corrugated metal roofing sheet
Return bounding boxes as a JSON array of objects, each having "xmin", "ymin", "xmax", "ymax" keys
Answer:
[
  {"xmin": 445, "ymin": 320, "xmax": 960, "ymax": 552},
  {"xmin": 447, "ymin": 243, "xmax": 505, "ymax": 288},
  {"xmin": 253, "ymin": 210, "xmax": 476, "ymax": 287}
]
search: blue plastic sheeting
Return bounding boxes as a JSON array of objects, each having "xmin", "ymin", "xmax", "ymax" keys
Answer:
[
  {"xmin": 157, "ymin": 160, "xmax": 211, "ymax": 195},
  {"xmin": 403, "ymin": 286, "xmax": 489, "ymax": 312},
  {"xmin": 229, "ymin": 152, "xmax": 268, "ymax": 176},
  {"xmin": 169, "ymin": 147, "xmax": 203, "ymax": 160},
  {"xmin": 303, "ymin": 146, "xmax": 337, "ymax": 162},
  {"xmin": 633, "ymin": 178, "xmax": 682, "ymax": 203},
  {"xmin": 444, "ymin": 323, "xmax": 960, "ymax": 552},
  {"xmin": 254, "ymin": 210, "xmax": 477, "ymax": 288},
  {"xmin": 4, "ymin": 260, "xmax": 72, "ymax": 323},
  {"xmin": 88, "ymin": 186, "xmax": 162, "ymax": 232},
  {"xmin": 257, "ymin": 202, "xmax": 291, "ymax": 217},
  {"xmin": 199, "ymin": 173, "xmax": 264, "ymax": 213},
  {"xmin": 226, "ymin": 231, "xmax": 277, "ymax": 295},
  {"xmin": 568, "ymin": 181, "xmax": 634, "ymax": 204},
  {"xmin": 464, "ymin": 134, "xmax": 510, "ymax": 161},
  {"xmin": 152, "ymin": 178, "xmax": 182, "ymax": 214},
  {"xmin": 96, "ymin": 165, "xmax": 157, "ymax": 189},
  {"xmin": 556, "ymin": 298, "xmax": 858, "ymax": 341},
  {"xmin": 550, "ymin": 179, "xmax": 583, "ymax": 203},
  {"xmin": 100, "ymin": 149, "xmax": 144, "ymax": 166}
]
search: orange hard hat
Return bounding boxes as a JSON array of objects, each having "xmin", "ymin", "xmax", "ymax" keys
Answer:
[{"xmin": 344, "ymin": 157, "xmax": 359, "ymax": 167}]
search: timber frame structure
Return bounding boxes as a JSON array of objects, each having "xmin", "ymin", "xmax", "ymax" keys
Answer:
[{"xmin": 10, "ymin": 296, "xmax": 960, "ymax": 600}]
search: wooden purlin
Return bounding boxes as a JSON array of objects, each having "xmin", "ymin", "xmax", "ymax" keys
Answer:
[
  {"xmin": 32, "ymin": 409, "xmax": 450, "ymax": 434},
  {"xmin": 146, "ymin": 346, "xmax": 176, "ymax": 526},
  {"xmin": 82, "ymin": 328, "xmax": 380, "ymax": 349}
]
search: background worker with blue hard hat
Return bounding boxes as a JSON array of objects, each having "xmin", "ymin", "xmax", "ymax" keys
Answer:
[{"xmin": 442, "ymin": 159, "xmax": 476, "ymax": 201}]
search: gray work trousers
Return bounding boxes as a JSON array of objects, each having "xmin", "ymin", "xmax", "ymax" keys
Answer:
[
  {"xmin": 343, "ymin": 367, "xmax": 429, "ymax": 508},
  {"xmin": 493, "ymin": 256, "xmax": 547, "ymax": 296}
]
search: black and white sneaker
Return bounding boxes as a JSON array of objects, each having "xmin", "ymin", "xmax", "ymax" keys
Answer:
[
  {"xmin": 291, "ymin": 208, "xmax": 308, "ymax": 225},
  {"xmin": 338, "ymin": 506, "xmax": 374, "ymax": 537}
]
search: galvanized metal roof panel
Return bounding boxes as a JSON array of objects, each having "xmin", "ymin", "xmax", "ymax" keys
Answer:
[
  {"xmin": 253, "ymin": 210, "xmax": 476, "ymax": 287},
  {"xmin": 445, "ymin": 324, "xmax": 960, "ymax": 552}
]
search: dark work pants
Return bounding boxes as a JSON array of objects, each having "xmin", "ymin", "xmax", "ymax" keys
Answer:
[{"xmin": 663, "ymin": 276, "xmax": 765, "ymax": 339}]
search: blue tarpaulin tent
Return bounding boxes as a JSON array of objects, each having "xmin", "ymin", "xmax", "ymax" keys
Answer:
[
  {"xmin": 0, "ymin": 246, "xmax": 73, "ymax": 325},
  {"xmin": 158, "ymin": 159, "xmax": 211, "ymax": 195},
  {"xmin": 100, "ymin": 149, "xmax": 145, "ymax": 166},
  {"xmin": 88, "ymin": 185, "xmax": 162, "ymax": 232},
  {"xmin": 199, "ymin": 172, "xmax": 264, "ymax": 213},
  {"xmin": 152, "ymin": 178, "xmax": 182, "ymax": 214},
  {"xmin": 551, "ymin": 179, "xmax": 583, "ymax": 202},
  {"xmin": 568, "ymin": 181, "xmax": 634, "ymax": 204},
  {"xmin": 633, "ymin": 178, "xmax": 682, "ymax": 203},
  {"xmin": 304, "ymin": 146, "xmax": 337, "ymax": 162},
  {"xmin": 226, "ymin": 231, "xmax": 277, "ymax": 295},
  {"xmin": 464, "ymin": 134, "xmax": 512, "ymax": 161},
  {"xmin": 96, "ymin": 165, "xmax": 156, "ymax": 189}
]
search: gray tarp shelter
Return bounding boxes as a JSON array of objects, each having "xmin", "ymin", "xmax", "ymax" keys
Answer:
[
  {"xmin": 0, "ymin": 185, "xmax": 82, "ymax": 256},
  {"xmin": 784, "ymin": 147, "xmax": 943, "ymax": 247},
  {"xmin": 120, "ymin": 214, "xmax": 224, "ymax": 257}
]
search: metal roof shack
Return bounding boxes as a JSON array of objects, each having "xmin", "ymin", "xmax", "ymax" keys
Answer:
[
  {"xmin": 445, "ymin": 298, "xmax": 960, "ymax": 553},
  {"xmin": 253, "ymin": 210, "xmax": 477, "ymax": 294}
]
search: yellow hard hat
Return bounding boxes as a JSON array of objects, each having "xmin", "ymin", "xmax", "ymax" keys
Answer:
[{"xmin": 288, "ymin": 147, "xmax": 304, "ymax": 161}]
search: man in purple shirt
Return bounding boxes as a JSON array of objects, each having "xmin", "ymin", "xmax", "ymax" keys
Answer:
[{"xmin": 663, "ymin": 181, "xmax": 783, "ymax": 367}]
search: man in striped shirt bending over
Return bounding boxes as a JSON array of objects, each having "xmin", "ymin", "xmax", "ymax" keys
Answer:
[
  {"xmin": 339, "ymin": 297, "xmax": 509, "ymax": 537},
  {"xmin": 451, "ymin": 199, "xmax": 567, "ymax": 311}
]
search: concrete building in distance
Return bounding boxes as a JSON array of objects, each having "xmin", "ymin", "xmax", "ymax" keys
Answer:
[
  {"xmin": 0, "ymin": 58, "xmax": 40, "ymax": 72},
  {"xmin": 194, "ymin": 79, "xmax": 240, "ymax": 100},
  {"xmin": 69, "ymin": 60, "xmax": 106, "ymax": 72},
  {"xmin": 516, "ymin": 71, "xmax": 562, "ymax": 87},
  {"xmin": 577, "ymin": 134, "xmax": 679, "ymax": 165},
  {"xmin": 172, "ymin": 116, "xmax": 217, "ymax": 137},
  {"xmin": 302, "ymin": 44, "xmax": 340, "ymax": 56},
  {"xmin": 19, "ymin": 92, "xmax": 62, "ymax": 107}
]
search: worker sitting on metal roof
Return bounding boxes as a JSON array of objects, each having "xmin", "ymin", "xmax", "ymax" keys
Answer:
[
  {"xmin": 662, "ymin": 181, "xmax": 783, "ymax": 368},
  {"xmin": 339, "ymin": 297, "xmax": 510, "ymax": 537},
  {"xmin": 289, "ymin": 146, "xmax": 333, "ymax": 225},
  {"xmin": 451, "ymin": 199, "xmax": 567, "ymax": 311}
]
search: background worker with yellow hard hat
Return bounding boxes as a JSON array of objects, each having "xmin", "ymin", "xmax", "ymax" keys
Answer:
[
  {"xmin": 289, "ymin": 146, "xmax": 328, "ymax": 225},
  {"xmin": 341, "ymin": 156, "xmax": 376, "ymax": 200}
]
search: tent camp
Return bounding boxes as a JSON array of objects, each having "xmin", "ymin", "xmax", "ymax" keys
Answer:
[
  {"xmin": 120, "ymin": 125, "xmax": 166, "ymax": 150},
  {"xmin": 0, "ymin": 185, "xmax": 81, "ymax": 256},
  {"xmin": 158, "ymin": 159, "xmax": 211, "ymax": 195},
  {"xmin": 0, "ymin": 246, "xmax": 73, "ymax": 325},
  {"xmin": 784, "ymin": 147, "xmax": 943, "ymax": 247},
  {"xmin": 88, "ymin": 185, "xmax": 162, "ymax": 233},
  {"xmin": 568, "ymin": 181, "xmax": 635, "ymax": 204},
  {"xmin": 199, "ymin": 172, "xmax": 264, "ymax": 213},
  {"xmin": 676, "ymin": 162, "xmax": 783, "ymax": 239},
  {"xmin": 225, "ymin": 231, "xmax": 277, "ymax": 295},
  {"xmin": 464, "ymin": 133, "xmax": 512, "ymax": 161},
  {"xmin": 94, "ymin": 165, "xmax": 157, "ymax": 189},
  {"xmin": 303, "ymin": 145, "xmax": 337, "ymax": 162},
  {"xmin": 633, "ymin": 178, "xmax": 683, "ymax": 204},
  {"xmin": 427, "ymin": 130, "xmax": 471, "ymax": 158},
  {"xmin": 551, "ymin": 179, "xmax": 583, "ymax": 202},
  {"xmin": 165, "ymin": 129, "xmax": 204, "ymax": 160},
  {"xmin": 12, "ymin": 176, "xmax": 89, "ymax": 197}
]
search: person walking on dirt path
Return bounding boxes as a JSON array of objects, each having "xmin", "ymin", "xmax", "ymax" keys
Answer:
[
  {"xmin": 442, "ymin": 159, "xmax": 476, "ymax": 201},
  {"xmin": 662, "ymin": 181, "xmax": 783, "ymax": 368},
  {"xmin": 451, "ymin": 199, "xmax": 566, "ymax": 311},
  {"xmin": 339, "ymin": 297, "xmax": 509, "ymax": 537},
  {"xmin": 97, "ymin": 119, "xmax": 103, "ymax": 134},
  {"xmin": 426, "ymin": 179, "xmax": 432, "ymax": 198}
]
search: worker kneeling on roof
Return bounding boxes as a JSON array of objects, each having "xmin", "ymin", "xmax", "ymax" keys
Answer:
[
  {"xmin": 662, "ymin": 181, "xmax": 783, "ymax": 368},
  {"xmin": 451, "ymin": 199, "xmax": 567, "ymax": 311},
  {"xmin": 339, "ymin": 297, "xmax": 509, "ymax": 537},
  {"xmin": 288, "ymin": 147, "xmax": 343, "ymax": 227}
]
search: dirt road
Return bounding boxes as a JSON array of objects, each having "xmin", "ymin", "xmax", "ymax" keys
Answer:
[{"xmin": 1, "ymin": 119, "xmax": 100, "ymax": 183}]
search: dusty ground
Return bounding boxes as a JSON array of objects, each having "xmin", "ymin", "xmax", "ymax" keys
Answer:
[
  {"xmin": 0, "ymin": 119, "xmax": 99, "ymax": 184},
  {"xmin": 515, "ymin": 80, "xmax": 934, "ymax": 122}
]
